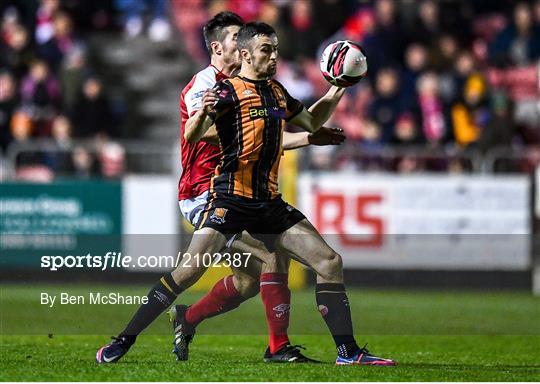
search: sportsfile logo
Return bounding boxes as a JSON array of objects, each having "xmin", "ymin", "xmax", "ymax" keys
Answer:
[{"xmin": 249, "ymin": 107, "xmax": 286, "ymax": 120}]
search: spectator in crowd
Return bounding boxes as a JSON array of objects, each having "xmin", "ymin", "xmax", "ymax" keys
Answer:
[
  {"xmin": 396, "ymin": 155, "xmax": 423, "ymax": 173},
  {"xmin": 71, "ymin": 76, "xmax": 116, "ymax": 138},
  {"xmin": 20, "ymin": 58, "xmax": 60, "ymax": 136},
  {"xmin": 0, "ymin": 71, "xmax": 17, "ymax": 152},
  {"xmin": 37, "ymin": 10, "xmax": 80, "ymax": 73},
  {"xmin": 431, "ymin": 34, "xmax": 459, "ymax": 73},
  {"xmin": 359, "ymin": 119, "xmax": 384, "ymax": 151},
  {"xmin": 415, "ymin": 72, "xmax": 452, "ymax": 147},
  {"xmin": 169, "ymin": 0, "xmax": 207, "ymax": 63},
  {"xmin": 331, "ymin": 119, "xmax": 386, "ymax": 172},
  {"xmin": 408, "ymin": 0, "xmax": 441, "ymax": 45},
  {"xmin": 329, "ymin": 91, "xmax": 366, "ymax": 141},
  {"xmin": 363, "ymin": 0, "xmax": 404, "ymax": 76},
  {"xmin": 59, "ymin": 46, "xmax": 88, "ymax": 110},
  {"xmin": 71, "ymin": 145, "xmax": 98, "ymax": 179},
  {"xmin": 1, "ymin": 6, "xmax": 19, "ymax": 40},
  {"xmin": 35, "ymin": 0, "xmax": 60, "ymax": 45},
  {"xmin": 354, "ymin": 119, "xmax": 386, "ymax": 171},
  {"xmin": 433, "ymin": 34, "xmax": 461, "ymax": 104},
  {"xmin": 10, "ymin": 109, "xmax": 33, "ymax": 145},
  {"xmin": 9, "ymin": 108, "xmax": 51, "ymax": 180},
  {"xmin": 451, "ymin": 73, "xmax": 491, "ymax": 147},
  {"xmin": 447, "ymin": 50, "xmax": 477, "ymax": 105},
  {"xmin": 259, "ymin": 2, "xmax": 289, "ymax": 56},
  {"xmin": 391, "ymin": 112, "xmax": 424, "ymax": 147},
  {"xmin": 318, "ymin": 8, "xmax": 376, "ymax": 62},
  {"xmin": 287, "ymin": 0, "xmax": 322, "ymax": 60},
  {"xmin": 115, "ymin": 0, "xmax": 171, "ymax": 42},
  {"xmin": 477, "ymin": 92, "xmax": 517, "ymax": 173},
  {"xmin": 0, "ymin": 23, "xmax": 33, "ymax": 80},
  {"xmin": 490, "ymin": 2, "xmax": 540, "ymax": 66},
  {"xmin": 401, "ymin": 43, "xmax": 429, "ymax": 108},
  {"xmin": 368, "ymin": 67, "xmax": 404, "ymax": 142},
  {"xmin": 44, "ymin": 114, "xmax": 74, "ymax": 175},
  {"xmin": 95, "ymin": 134, "xmax": 126, "ymax": 179},
  {"xmin": 389, "ymin": 113, "xmax": 426, "ymax": 173}
]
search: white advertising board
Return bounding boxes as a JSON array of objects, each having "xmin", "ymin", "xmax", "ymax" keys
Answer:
[
  {"xmin": 297, "ymin": 173, "xmax": 531, "ymax": 270},
  {"xmin": 122, "ymin": 175, "xmax": 178, "ymax": 270}
]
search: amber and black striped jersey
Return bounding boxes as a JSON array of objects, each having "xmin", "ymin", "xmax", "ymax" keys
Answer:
[{"xmin": 208, "ymin": 76, "xmax": 304, "ymax": 201}]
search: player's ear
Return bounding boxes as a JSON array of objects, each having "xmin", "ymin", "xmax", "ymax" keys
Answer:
[
  {"xmin": 211, "ymin": 41, "xmax": 222, "ymax": 56},
  {"xmin": 240, "ymin": 48, "xmax": 251, "ymax": 64}
]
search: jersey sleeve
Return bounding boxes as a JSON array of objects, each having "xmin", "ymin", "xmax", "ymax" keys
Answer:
[
  {"xmin": 274, "ymin": 80, "xmax": 304, "ymax": 121},
  {"xmin": 209, "ymin": 80, "xmax": 235, "ymax": 119},
  {"xmin": 184, "ymin": 68, "xmax": 217, "ymax": 116}
]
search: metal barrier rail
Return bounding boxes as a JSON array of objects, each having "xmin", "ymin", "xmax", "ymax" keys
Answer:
[
  {"xmin": 323, "ymin": 144, "xmax": 483, "ymax": 173},
  {"xmin": 5, "ymin": 139, "xmax": 178, "ymax": 176},
  {"xmin": 482, "ymin": 146, "xmax": 540, "ymax": 173},
  {"xmin": 3, "ymin": 139, "xmax": 539, "ymax": 177}
]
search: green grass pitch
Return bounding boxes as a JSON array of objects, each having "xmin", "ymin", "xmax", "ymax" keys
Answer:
[{"xmin": 1, "ymin": 284, "xmax": 539, "ymax": 381}]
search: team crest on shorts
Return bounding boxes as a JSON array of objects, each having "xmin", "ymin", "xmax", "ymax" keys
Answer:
[{"xmin": 210, "ymin": 207, "xmax": 228, "ymax": 224}]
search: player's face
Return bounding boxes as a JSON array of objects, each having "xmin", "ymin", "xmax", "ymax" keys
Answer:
[
  {"xmin": 248, "ymin": 34, "xmax": 279, "ymax": 79},
  {"xmin": 221, "ymin": 25, "xmax": 241, "ymax": 69}
]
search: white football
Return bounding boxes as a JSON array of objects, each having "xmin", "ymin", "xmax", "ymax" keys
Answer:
[{"xmin": 320, "ymin": 40, "xmax": 368, "ymax": 87}]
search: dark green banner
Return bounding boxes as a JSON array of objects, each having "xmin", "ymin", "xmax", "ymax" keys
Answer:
[{"xmin": 0, "ymin": 181, "xmax": 122, "ymax": 269}]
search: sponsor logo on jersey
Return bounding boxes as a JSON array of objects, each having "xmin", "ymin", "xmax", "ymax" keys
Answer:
[
  {"xmin": 218, "ymin": 88, "xmax": 230, "ymax": 98},
  {"xmin": 191, "ymin": 90, "xmax": 204, "ymax": 100},
  {"xmin": 210, "ymin": 207, "xmax": 228, "ymax": 224},
  {"xmin": 249, "ymin": 107, "xmax": 286, "ymax": 120},
  {"xmin": 242, "ymin": 89, "xmax": 253, "ymax": 95}
]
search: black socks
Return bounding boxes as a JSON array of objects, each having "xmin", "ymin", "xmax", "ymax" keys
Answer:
[
  {"xmin": 119, "ymin": 274, "xmax": 183, "ymax": 341},
  {"xmin": 316, "ymin": 283, "xmax": 359, "ymax": 358}
]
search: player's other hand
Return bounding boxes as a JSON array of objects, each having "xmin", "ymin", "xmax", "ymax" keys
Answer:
[
  {"xmin": 308, "ymin": 127, "xmax": 346, "ymax": 146},
  {"xmin": 201, "ymin": 86, "xmax": 219, "ymax": 114}
]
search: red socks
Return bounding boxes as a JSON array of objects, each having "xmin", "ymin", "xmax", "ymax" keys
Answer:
[
  {"xmin": 184, "ymin": 273, "xmax": 291, "ymax": 355},
  {"xmin": 260, "ymin": 273, "xmax": 291, "ymax": 353},
  {"xmin": 185, "ymin": 275, "xmax": 244, "ymax": 326}
]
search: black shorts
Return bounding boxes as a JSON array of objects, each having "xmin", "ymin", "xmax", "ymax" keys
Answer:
[{"xmin": 195, "ymin": 195, "xmax": 305, "ymax": 252}]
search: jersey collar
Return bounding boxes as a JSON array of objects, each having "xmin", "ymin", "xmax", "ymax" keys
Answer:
[{"xmin": 238, "ymin": 75, "xmax": 269, "ymax": 84}]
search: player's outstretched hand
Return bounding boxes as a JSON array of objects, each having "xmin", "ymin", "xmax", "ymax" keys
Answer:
[
  {"xmin": 308, "ymin": 127, "xmax": 346, "ymax": 146},
  {"xmin": 202, "ymin": 86, "xmax": 219, "ymax": 114}
]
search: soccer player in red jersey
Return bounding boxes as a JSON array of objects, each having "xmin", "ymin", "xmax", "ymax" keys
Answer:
[{"xmin": 96, "ymin": 12, "xmax": 344, "ymax": 364}]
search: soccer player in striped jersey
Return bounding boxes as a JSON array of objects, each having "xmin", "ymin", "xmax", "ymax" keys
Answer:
[{"xmin": 173, "ymin": 21, "xmax": 396, "ymax": 366}]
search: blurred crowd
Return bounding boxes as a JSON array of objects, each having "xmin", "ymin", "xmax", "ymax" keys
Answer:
[
  {"xmin": 172, "ymin": 0, "xmax": 540, "ymax": 173},
  {"xmin": 1, "ymin": 0, "xmax": 539, "ymax": 179},
  {"xmin": 0, "ymin": 0, "xmax": 125, "ymax": 181}
]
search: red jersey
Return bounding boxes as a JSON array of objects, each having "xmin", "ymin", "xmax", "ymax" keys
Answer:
[{"xmin": 178, "ymin": 65, "xmax": 228, "ymax": 200}]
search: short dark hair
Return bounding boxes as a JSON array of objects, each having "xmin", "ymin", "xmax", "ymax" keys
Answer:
[
  {"xmin": 203, "ymin": 12, "xmax": 244, "ymax": 52},
  {"xmin": 237, "ymin": 22, "xmax": 276, "ymax": 52}
]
